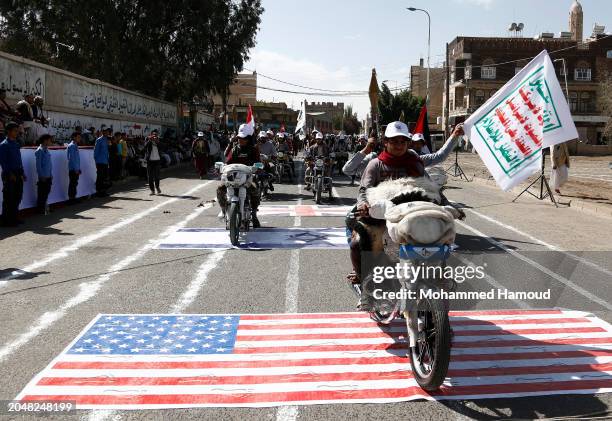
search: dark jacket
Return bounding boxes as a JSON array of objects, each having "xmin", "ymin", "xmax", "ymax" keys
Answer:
[{"xmin": 144, "ymin": 138, "xmax": 162, "ymax": 161}]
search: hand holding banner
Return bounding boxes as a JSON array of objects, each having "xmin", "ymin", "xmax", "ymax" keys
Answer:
[{"xmin": 464, "ymin": 50, "xmax": 578, "ymax": 191}]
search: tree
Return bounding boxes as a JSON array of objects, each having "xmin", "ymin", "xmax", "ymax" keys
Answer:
[
  {"xmin": 342, "ymin": 105, "xmax": 361, "ymax": 135},
  {"xmin": 0, "ymin": 0, "xmax": 263, "ymax": 102},
  {"xmin": 377, "ymin": 83, "xmax": 423, "ymax": 126},
  {"xmin": 599, "ymin": 72, "xmax": 612, "ymax": 142}
]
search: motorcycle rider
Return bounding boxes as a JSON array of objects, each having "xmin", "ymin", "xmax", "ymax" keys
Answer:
[
  {"xmin": 345, "ymin": 122, "xmax": 466, "ymax": 285},
  {"xmin": 304, "ymin": 131, "xmax": 330, "ymax": 190},
  {"xmin": 346, "ymin": 121, "xmax": 424, "ymax": 285},
  {"xmin": 333, "ymin": 134, "xmax": 349, "ymax": 175},
  {"xmin": 217, "ymin": 123, "xmax": 262, "ymax": 228},
  {"xmin": 277, "ymin": 132, "xmax": 295, "ymax": 180},
  {"xmin": 257, "ymin": 130, "xmax": 277, "ymax": 191}
]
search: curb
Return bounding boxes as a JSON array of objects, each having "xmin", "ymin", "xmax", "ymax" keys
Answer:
[{"xmin": 461, "ymin": 172, "xmax": 612, "ymax": 220}]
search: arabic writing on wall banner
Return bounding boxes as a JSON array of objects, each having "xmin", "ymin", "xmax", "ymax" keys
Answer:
[
  {"xmin": 47, "ymin": 111, "xmax": 161, "ymax": 142},
  {"xmin": 196, "ymin": 111, "xmax": 215, "ymax": 130},
  {"xmin": 0, "ymin": 56, "xmax": 46, "ymax": 101},
  {"xmin": 61, "ymin": 77, "xmax": 177, "ymax": 125}
]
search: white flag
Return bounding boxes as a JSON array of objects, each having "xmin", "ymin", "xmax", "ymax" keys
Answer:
[
  {"xmin": 295, "ymin": 99, "xmax": 306, "ymax": 133},
  {"xmin": 464, "ymin": 50, "xmax": 578, "ymax": 191}
]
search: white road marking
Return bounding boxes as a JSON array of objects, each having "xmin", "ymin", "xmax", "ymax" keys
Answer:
[
  {"xmin": 0, "ymin": 181, "xmax": 214, "ymax": 288},
  {"xmin": 453, "ymin": 255, "xmax": 530, "ymax": 310},
  {"xmin": 465, "ymin": 208, "xmax": 612, "ymax": 279},
  {"xmin": 170, "ymin": 250, "xmax": 227, "ymax": 314},
  {"xmin": 0, "ymin": 202, "xmax": 215, "ymax": 364},
  {"xmin": 276, "ymin": 179, "xmax": 303, "ymax": 421},
  {"xmin": 457, "ymin": 220, "xmax": 612, "ymax": 311}
]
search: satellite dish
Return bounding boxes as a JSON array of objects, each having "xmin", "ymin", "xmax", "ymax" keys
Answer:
[
  {"xmin": 509, "ymin": 22, "xmax": 517, "ymax": 31},
  {"xmin": 517, "ymin": 23, "xmax": 524, "ymax": 31}
]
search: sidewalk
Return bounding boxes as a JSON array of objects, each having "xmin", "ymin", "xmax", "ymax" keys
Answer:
[{"xmin": 449, "ymin": 152, "xmax": 612, "ymax": 218}]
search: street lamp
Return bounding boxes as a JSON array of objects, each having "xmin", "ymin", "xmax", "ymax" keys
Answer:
[{"xmin": 407, "ymin": 7, "xmax": 431, "ymax": 103}]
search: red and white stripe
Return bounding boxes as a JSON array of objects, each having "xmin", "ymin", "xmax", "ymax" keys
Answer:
[
  {"xmin": 15, "ymin": 310, "xmax": 612, "ymax": 409},
  {"xmin": 258, "ymin": 205, "xmax": 352, "ymax": 217}
]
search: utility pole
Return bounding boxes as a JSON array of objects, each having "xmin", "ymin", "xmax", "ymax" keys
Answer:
[{"xmin": 445, "ymin": 42, "xmax": 450, "ymax": 139}]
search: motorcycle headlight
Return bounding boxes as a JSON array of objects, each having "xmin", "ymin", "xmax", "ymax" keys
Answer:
[{"xmin": 315, "ymin": 159, "xmax": 324, "ymax": 166}]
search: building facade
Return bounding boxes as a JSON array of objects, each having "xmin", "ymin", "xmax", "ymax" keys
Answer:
[
  {"xmin": 305, "ymin": 101, "xmax": 344, "ymax": 134},
  {"xmin": 224, "ymin": 102, "xmax": 299, "ymax": 133},
  {"xmin": 443, "ymin": 0, "xmax": 611, "ymax": 148},
  {"xmin": 410, "ymin": 58, "xmax": 446, "ymax": 131}
]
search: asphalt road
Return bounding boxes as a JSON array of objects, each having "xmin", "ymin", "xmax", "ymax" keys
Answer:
[{"xmin": 0, "ymin": 158, "xmax": 611, "ymax": 421}]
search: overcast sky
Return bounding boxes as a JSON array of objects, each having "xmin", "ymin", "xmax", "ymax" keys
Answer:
[{"xmin": 244, "ymin": 0, "xmax": 611, "ymax": 119}]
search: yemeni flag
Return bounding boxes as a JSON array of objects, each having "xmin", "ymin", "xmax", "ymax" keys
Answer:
[
  {"xmin": 246, "ymin": 104, "xmax": 255, "ymax": 135},
  {"xmin": 413, "ymin": 104, "xmax": 432, "ymax": 152}
]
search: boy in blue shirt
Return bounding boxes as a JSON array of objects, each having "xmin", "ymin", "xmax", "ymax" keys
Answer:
[
  {"xmin": 67, "ymin": 131, "xmax": 81, "ymax": 204},
  {"xmin": 94, "ymin": 127, "xmax": 111, "ymax": 197},
  {"xmin": 35, "ymin": 133, "xmax": 53, "ymax": 214},
  {"xmin": 0, "ymin": 121, "xmax": 25, "ymax": 226}
]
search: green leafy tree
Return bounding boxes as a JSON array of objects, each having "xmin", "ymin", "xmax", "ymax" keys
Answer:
[
  {"xmin": 342, "ymin": 105, "xmax": 361, "ymax": 135},
  {"xmin": 0, "ymin": 0, "xmax": 263, "ymax": 102},
  {"xmin": 377, "ymin": 83, "xmax": 423, "ymax": 126}
]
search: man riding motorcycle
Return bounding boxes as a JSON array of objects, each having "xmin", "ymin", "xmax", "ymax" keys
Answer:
[
  {"xmin": 257, "ymin": 130, "xmax": 277, "ymax": 192},
  {"xmin": 346, "ymin": 121, "xmax": 425, "ymax": 284},
  {"xmin": 277, "ymin": 132, "xmax": 295, "ymax": 179},
  {"xmin": 304, "ymin": 131, "xmax": 330, "ymax": 190},
  {"xmin": 346, "ymin": 122, "xmax": 466, "ymax": 284},
  {"xmin": 217, "ymin": 123, "xmax": 262, "ymax": 228}
]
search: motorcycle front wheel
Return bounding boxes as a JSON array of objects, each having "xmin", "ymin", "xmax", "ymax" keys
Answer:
[
  {"xmin": 315, "ymin": 177, "xmax": 323, "ymax": 204},
  {"xmin": 229, "ymin": 202, "xmax": 241, "ymax": 246},
  {"xmin": 408, "ymin": 290, "xmax": 451, "ymax": 391}
]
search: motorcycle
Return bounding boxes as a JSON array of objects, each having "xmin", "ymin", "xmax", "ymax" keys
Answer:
[
  {"xmin": 305, "ymin": 155, "xmax": 333, "ymax": 204},
  {"xmin": 215, "ymin": 161, "xmax": 264, "ymax": 246},
  {"xmin": 345, "ymin": 199, "xmax": 458, "ymax": 391},
  {"xmin": 258, "ymin": 154, "xmax": 274, "ymax": 200},
  {"xmin": 276, "ymin": 152, "xmax": 294, "ymax": 183}
]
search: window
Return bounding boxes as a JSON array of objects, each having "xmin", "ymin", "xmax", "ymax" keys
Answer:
[
  {"xmin": 465, "ymin": 65, "xmax": 472, "ymax": 80},
  {"xmin": 574, "ymin": 61, "xmax": 592, "ymax": 81},
  {"xmin": 575, "ymin": 68, "xmax": 592, "ymax": 81},
  {"xmin": 481, "ymin": 67, "xmax": 496, "ymax": 79},
  {"xmin": 481, "ymin": 58, "xmax": 496, "ymax": 79},
  {"xmin": 475, "ymin": 90, "xmax": 485, "ymax": 106},
  {"xmin": 607, "ymin": 50, "xmax": 612, "ymax": 59},
  {"xmin": 579, "ymin": 92, "xmax": 594, "ymax": 113},
  {"xmin": 569, "ymin": 92, "xmax": 578, "ymax": 112}
]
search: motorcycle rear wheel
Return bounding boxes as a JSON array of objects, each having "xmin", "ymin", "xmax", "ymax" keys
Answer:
[
  {"xmin": 229, "ymin": 203, "xmax": 241, "ymax": 246},
  {"xmin": 408, "ymin": 291, "xmax": 451, "ymax": 391}
]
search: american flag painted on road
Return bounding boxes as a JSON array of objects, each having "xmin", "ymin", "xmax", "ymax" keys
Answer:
[{"xmin": 16, "ymin": 310, "xmax": 612, "ymax": 409}]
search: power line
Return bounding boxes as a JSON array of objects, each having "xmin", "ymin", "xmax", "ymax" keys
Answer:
[{"xmin": 243, "ymin": 68, "xmax": 369, "ymax": 94}]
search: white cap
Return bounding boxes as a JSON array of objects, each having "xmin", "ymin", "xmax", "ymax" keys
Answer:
[
  {"xmin": 197, "ymin": 131, "xmax": 204, "ymax": 137},
  {"xmin": 277, "ymin": 132, "xmax": 285, "ymax": 138},
  {"xmin": 258, "ymin": 131, "xmax": 267, "ymax": 138},
  {"xmin": 412, "ymin": 133, "xmax": 425, "ymax": 142},
  {"xmin": 339, "ymin": 134, "xmax": 346, "ymax": 140},
  {"xmin": 237, "ymin": 123, "xmax": 250, "ymax": 138},
  {"xmin": 384, "ymin": 121, "xmax": 411, "ymax": 139},
  {"xmin": 266, "ymin": 129, "xmax": 274, "ymax": 135},
  {"xmin": 315, "ymin": 132, "xmax": 324, "ymax": 139}
]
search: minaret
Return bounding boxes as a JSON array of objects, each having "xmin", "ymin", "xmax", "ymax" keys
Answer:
[{"xmin": 569, "ymin": 0, "xmax": 583, "ymax": 42}]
